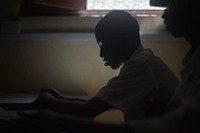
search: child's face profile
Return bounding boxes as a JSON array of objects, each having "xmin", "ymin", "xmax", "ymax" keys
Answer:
[{"xmin": 98, "ymin": 41, "xmax": 124, "ymax": 70}]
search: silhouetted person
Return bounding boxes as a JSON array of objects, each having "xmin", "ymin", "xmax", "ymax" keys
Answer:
[
  {"xmin": 4, "ymin": 8, "xmax": 197, "ymax": 132},
  {"xmin": 27, "ymin": 10, "xmax": 178, "ymax": 121}
]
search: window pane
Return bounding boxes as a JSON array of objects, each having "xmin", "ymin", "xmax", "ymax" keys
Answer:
[{"xmin": 87, "ymin": 0, "xmax": 165, "ymax": 10}]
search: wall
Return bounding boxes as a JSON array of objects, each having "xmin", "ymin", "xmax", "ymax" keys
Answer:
[
  {"xmin": 0, "ymin": 34, "xmax": 116, "ymax": 95},
  {"xmin": 0, "ymin": 34, "xmax": 190, "ymax": 95}
]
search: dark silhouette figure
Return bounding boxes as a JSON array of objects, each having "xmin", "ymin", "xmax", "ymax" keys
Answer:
[
  {"xmin": 4, "ymin": 6, "xmax": 200, "ymax": 132},
  {"xmin": 22, "ymin": 10, "xmax": 179, "ymax": 122}
]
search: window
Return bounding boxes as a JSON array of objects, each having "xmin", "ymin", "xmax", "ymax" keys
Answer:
[
  {"xmin": 81, "ymin": 0, "xmax": 165, "ymax": 17},
  {"xmin": 20, "ymin": 0, "xmax": 166, "ymax": 17}
]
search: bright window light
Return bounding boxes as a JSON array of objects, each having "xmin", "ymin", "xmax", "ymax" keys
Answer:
[
  {"xmin": 87, "ymin": 0, "xmax": 164, "ymax": 10},
  {"xmin": 83, "ymin": 0, "xmax": 165, "ymax": 17}
]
